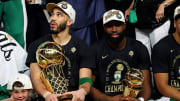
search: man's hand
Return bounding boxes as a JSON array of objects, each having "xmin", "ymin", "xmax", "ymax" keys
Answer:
[
  {"xmin": 128, "ymin": 97, "xmax": 141, "ymax": 101},
  {"xmin": 156, "ymin": 3, "xmax": 165, "ymax": 22},
  {"xmin": 44, "ymin": 93, "xmax": 61, "ymax": 101},
  {"xmin": 109, "ymin": 95, "xmax": 128, "ymax": 101},
  {"xmin": 62, "ymin": 88, "xmax": 87, "ymax": 101},
  {"xmin": 109, "ymin": 95, "xmax": 140, "ymax": 101},
  {"xmin": 125, "ymin": 9, "xmax": 131, "ymax": 21}
]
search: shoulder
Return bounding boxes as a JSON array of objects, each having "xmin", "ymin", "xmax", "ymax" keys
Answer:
[
  {"xmin": 28, "ymin": 34, "xmax": 52, "ymax": 51},
  {"xmin": 91, "ymin": 39, "xmax": 106, "ymax": 51},
  {"xmin": 153, "ymin": 35, "xmax": 172, "ymax": 51},
  {"xmin": 70, "ymin": 36, "xmax": 87, "ymax": 46},
  {"xmin": 127, "ymin": 37, "xmax": 146, "ymax": 49},
  {"xmin": 152, "ymin": 35, "xmax": 173, "ymax": 59}
]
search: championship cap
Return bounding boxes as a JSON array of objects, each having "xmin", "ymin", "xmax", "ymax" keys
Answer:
[
  {"xmin": 103, "ymin": 9, "xmax": 125, "ymax": 25},
  {"xmin": 7, "ymin": 73, "xmax": 33, "ymax": 90},
  {"xmin": 46, "ymin": 1, "xmax": 76, "ymax": 23},
  {"xmin": 174, "ymin": 6, "xmax": 180, "ymax": 18}
]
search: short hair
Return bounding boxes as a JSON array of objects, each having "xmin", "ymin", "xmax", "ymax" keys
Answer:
[
  {"xmin": 12, "ymin": 81, "xmax": 24, "ymax": 90},
  {"xmin": 175, "ymin": 14, "xmax": 180, "ymax": 21}
]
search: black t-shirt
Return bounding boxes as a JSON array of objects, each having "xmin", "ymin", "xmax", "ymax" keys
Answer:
[
  {"xmin": 92, "ymin": 37, "xmax": 150, "ymax": 96},
  {"xmin": 152, "ymin": 34, "xmax": 180, "ymax": 90},
  {"xmin": 26, "ymin": 34, "xmax": 94, "ymax": 91}
]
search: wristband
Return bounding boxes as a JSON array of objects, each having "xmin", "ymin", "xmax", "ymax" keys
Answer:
[
  {"xmin": 138, "ymin": 97, "xmax": 144, "ymax": 101},
  {"xmin": 79, "ymin": 77, "xmax": 93, "ymax": 88}
]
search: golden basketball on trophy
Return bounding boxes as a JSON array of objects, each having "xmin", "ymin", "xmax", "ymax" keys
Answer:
[
  {"xmin": 36, "ymin": 41, "xmax": 72, "ymax": 101},
  {"xmin": 36, "ymin": 41, "xmax": 64, "ymax": 68},
  {"xmin": 123, "ymin": 68, "xmax": 144, "ymax": 98}
]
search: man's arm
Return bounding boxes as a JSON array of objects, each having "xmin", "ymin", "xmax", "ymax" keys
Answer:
[
  {"xmin": 125, "ymin": 0, "xmax": 134, "ymax": 21},
  {"xmin": 139, "ymin": 70, "xmax": 151, "ymax": 101},
  {"xmin": 90, "ymin": 76, "xmax": 137, "ymax": 101},
  {"xmin": 154, "ymin": 73, "xmax": 180, "ymax": 100},
  {"xmin": 79, "ymin": 68, "xmax": 92, "ymax": 94},
  {"xmin": 91, "ymin": 87, "xmax": 129, "ymax": 101},
  {"xmin": 156, "ymin": 0, "xmax": 176, "ymax": 22},
  {"xmin": 30, "ymin": 63, "xmax": 60, "ymax": 101},
  {"xmin": 62, "ymin": 68, "xmax": 92, "ymax": 101}
]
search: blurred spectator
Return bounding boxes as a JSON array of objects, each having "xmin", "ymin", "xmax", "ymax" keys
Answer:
[
  {"xmin": 0, "ymin": 0, "xmax": 27, "ymax": 48},
  {"xmin": 25, "ymin": 0, "xmax": 50, "ymax": 50},
  {"xmin": 104, "ymin": 0, "xmax": 133, "ymax": 13},
  {"xmin": 65, "ymin": 0, "xmax": 106, "ymax": 45},
  {"xmin": 135, "ymin": 0, "xmax": 176, "ymax": 56}
]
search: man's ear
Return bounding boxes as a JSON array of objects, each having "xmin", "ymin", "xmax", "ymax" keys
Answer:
[
  {"xmin": 67, "ymin": 19, "xmax": 73, "ymax": 26},
  {"xmin": 174, "ymin": 19, "xmax": 177, "ymax": 29}
]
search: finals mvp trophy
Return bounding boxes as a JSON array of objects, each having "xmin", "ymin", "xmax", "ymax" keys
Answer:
[
  {"xmin": 123, "ymin": 68, "xmax": 144, "ymax": 98},
  {"xmin": 36, "ymin": 41, "xmax": 72, "ymax": 101}
]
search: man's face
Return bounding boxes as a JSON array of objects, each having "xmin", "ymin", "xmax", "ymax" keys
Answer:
[
  {"xmin": 104, "ymin": 21, "xmax": 126, "ymax": 43},
  {"xmin": 174, "ymin": 18, "xmax": 180, "ymax": 36},
  {"xmin": 49, "ymin": 8, "xmax": 69, "ymax": 34},
  {"xmin": 11, "ymin": 89, "xmax": 29, "ymax": 101}
]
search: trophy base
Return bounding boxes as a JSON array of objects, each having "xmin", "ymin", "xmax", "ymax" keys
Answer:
[
  {"xmin": 123, "ymin": 87, "xmax": 140, "ymax": 98},
  {"xmin": 57, "ymin": 94, "xmax": 73, "ymax": 101}
]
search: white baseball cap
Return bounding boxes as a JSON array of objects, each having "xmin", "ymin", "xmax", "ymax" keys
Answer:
[
  {"xmin": 46, "ymin": 1, "xmax": 76, "ymax": 23},
  {"xmin": 103, "ymin": 9, "xmax": 125, "ymax": 25},
  {"xmin": 174, "ymin": 6, "xmax": 180, "ymax": 18},
  {"xmin": 7, "ymin": 73, "xmax": 33, "ymax": 90}
]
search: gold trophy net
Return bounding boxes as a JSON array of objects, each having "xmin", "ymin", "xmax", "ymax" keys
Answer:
[
  {"xmin": 123, "ymin": 68, "xmax": 144, "ymax": 98},
  {"xmin": 36, "ymin": 41, "xmax": 72, "ymax": 100},
  {"xmin": 40, "ymin": 63, "xmax": 68, "ymax": 94}
]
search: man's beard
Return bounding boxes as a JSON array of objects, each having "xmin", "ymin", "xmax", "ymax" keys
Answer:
[
  {"xmin": 50, "ymin": 21, "xmax": 67, "ymax": 34},
  {"xmin": 105, "ymin": 29, "xmax": 126, "ymax": 44}
]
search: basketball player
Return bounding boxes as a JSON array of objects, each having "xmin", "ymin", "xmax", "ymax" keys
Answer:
[
  {"xmin": 90, "ymin": 9, "xmax": 151, "ymax": 101},
  {"xmin": 152, "ymin": 6, "xmax": 180, "ymax": 101},
  {"xmin": 26, "ymin": 1, "xmax": 94, "ymax": 101}
]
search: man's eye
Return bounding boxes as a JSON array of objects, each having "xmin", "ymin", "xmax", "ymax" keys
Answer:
[
  {"xmin": 57, "ymin": 13, "xmax": 62, "ymax": 17},
  {"xmin": 115, "ymin": 23, "xmax": 121, "ymax": 26}
]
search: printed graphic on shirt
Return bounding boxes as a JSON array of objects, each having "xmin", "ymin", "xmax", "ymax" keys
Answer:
[
  {"xmin": 169, "ymin": 51, "xmax": 180, "ymax": 90},
  {"xmin": 105, "ymin": 59, "xmax": 131, "ymax": 94}
]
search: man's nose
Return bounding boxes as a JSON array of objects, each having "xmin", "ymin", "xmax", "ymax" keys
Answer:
[
  {"xmin": 50, "ymin": 15, "xmax": 56, "ymax": 21},
  {"xmin": 111, "ymin": 26, "xmax": 117, "ymax": 32}
]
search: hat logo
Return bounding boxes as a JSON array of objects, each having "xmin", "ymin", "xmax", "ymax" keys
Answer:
[
  {"xmin": 61, "ymin": 4, "xmax": 67, "ymax": 9},
  {"xmin": 116, "ymin": 13, "xmax": 122, "ymax": 19},
  {"xmin": 60, "ymin": 1, "xmax": 68, "ymax": 9},
  {"xmin": 105, "ymin": 11, "xmax": 121, "ymax": 21}
]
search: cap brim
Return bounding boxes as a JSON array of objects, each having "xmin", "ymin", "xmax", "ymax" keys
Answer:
[
  {"xmin": 46, "ymin": 3, "xmax": 69, "ymax": 18},
  {"xmin": 104, "ymin": 19, "xmax": 125, "ymax": 25},
  {"xmin": 46, "ymin": 3, "xmax": 60, "ymax": 13}
]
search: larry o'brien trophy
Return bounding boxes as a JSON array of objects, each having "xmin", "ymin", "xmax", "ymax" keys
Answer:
[
  {"xmin": 36, "ymin": 41, "xmax": 72, "ymax": 101},
  {"xmin": 123, "ymin": 68, "xmax": 144, "ymax": 98}
]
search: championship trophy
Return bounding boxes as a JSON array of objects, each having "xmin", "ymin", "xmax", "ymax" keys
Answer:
[
  {"xmin": 123, "ymin": 68, "xmax": 144, "ymax": 98},
  {"xmin": 36, "ymin": 41, "xmax": 72, "ymax": 101}
]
